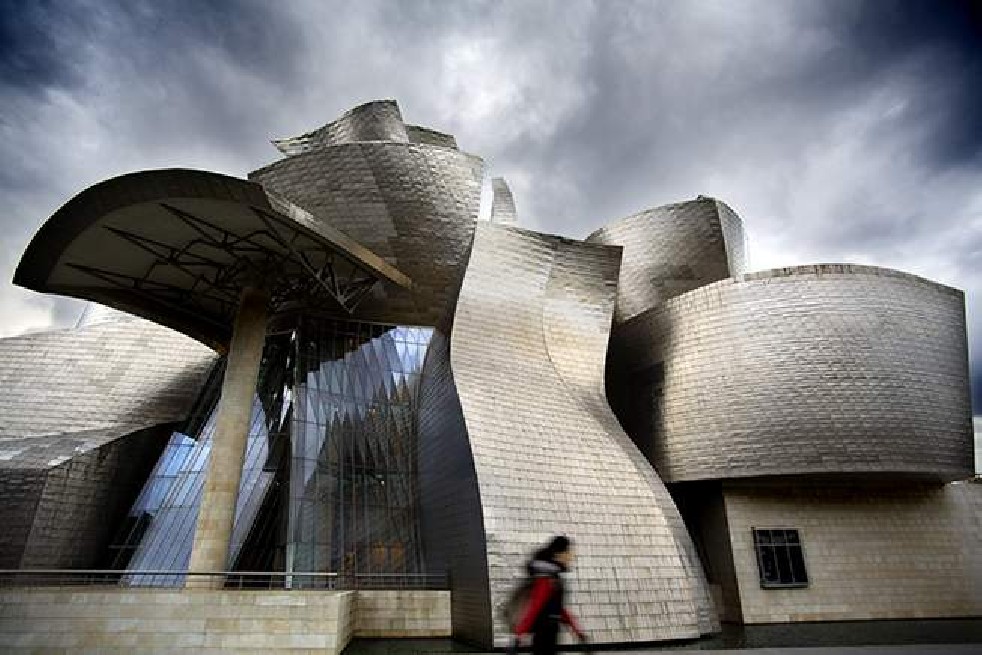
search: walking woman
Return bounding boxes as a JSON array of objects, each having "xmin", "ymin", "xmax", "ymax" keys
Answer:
[{"xmin": 513, "ymin": 535, "xmax": 588, "ymax": 654}]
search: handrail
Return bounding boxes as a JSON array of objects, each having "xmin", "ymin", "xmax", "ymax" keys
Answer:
[
  {"xmin": 0, "ymin": 569, "xmax": 338, "ymax": 576},
  {"xmin": 0, "ymin": 569, "xmax": 448, "ymax": 591}
]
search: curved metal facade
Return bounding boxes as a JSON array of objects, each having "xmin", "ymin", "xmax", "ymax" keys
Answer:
[
  {"xmin": 13, "ymin": 168, "xmax": 410, "ymax": 350},
  {"xmin": 489, "ymin": 177, "xmax": 517, "ymax": 226},
  {"xmin": 587, "ymin": 197, "xmax": 747, "ymax": 323},
  {"xmin": 419, "ymin": 223, "xmax": 717, "ymax": 647},
  {"xmin": 250, "ymin": 142, "xmax": 484, "ymax": 327},
  {"xmin": 0, "ymin": 315, "xmax": 216, "ymax": 568},
  {"xmin": 271, "ymin": 100, "xmax": 409, "ymax": 155},
  {"xmin": 609, "ymin": 264, "xmax": 974, "ymax": 483}
]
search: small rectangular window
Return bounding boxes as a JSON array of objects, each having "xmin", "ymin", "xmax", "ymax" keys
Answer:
[{"xmin": 752, "ymin": 528, "xmax": 808, "ymax": 588}]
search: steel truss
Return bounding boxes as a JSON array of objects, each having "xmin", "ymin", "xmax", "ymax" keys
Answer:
[{"xmin": 66, "ymin": 202, "xmax": 382, "ymax": 327}]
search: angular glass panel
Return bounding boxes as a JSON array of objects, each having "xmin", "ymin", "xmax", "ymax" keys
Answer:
[
  {"xmin": 287, "ymin": 319, "xmax": 432, "ymax": 585},
  {"xmin": 113, "ymin": 335, "xmax": 293, "ymax": 584}
]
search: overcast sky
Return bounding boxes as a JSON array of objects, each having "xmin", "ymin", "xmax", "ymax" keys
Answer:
[{"xmin": 1, "ymin": 0, "xmax": 981, "ymax": 421}]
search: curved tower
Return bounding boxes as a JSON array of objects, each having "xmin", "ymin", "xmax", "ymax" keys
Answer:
[
  {"xmin": 609, "ymin": 264, "xmax": 974, "ymax": 483},
  {"xmin": 418, "ymin": 223, "xmax": 717, "ymax": 646},
  {"xmin": 587, "ymin": 196, "xmax": 746, "ymax": 324},
  {"xmin": 250, "ymin": 100, "xmax": 485, "ymax": 327}
]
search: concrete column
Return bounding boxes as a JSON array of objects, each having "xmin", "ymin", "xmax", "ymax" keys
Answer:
[{"xmin": 187, "ymin": 286, "xmax": 269, "ymax": 587}]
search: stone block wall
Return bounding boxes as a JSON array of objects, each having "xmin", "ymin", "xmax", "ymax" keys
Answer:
[
  {"xmin": 354, "ymin": 590, "xmax": 452, "ymax": 637},
  {"xmin": 0, "ymin": 588, "xmax": 450, "ymax": 653},
  {"xmin": 723, "ymin": 481, "xmax": 982, "ymax": 624},
  {"xmin": 0, "ymin": 589, "xmax": 356, "ymax": 654}
]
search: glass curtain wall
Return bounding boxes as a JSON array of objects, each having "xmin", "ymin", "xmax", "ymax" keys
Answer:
[
  {"xmin": 288, "ymin": 319, "xmax": 433, "ymax": 585},
  {"xmin": 108, "ymin": 319, "xmax": 432, "ymax": 587},
  {"xmin": 109, "ymin": 335, "xmax": 293, "ymax": 585}
]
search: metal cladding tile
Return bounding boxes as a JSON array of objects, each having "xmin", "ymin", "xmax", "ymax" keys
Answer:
[
  {"xmin": 489, "ymin": 177, "xmax": 518, "ymax": 226},
  {"xmin": 250, "ymin": 141, "xmax": 483, "ymax": 327},
  {"xmin": 586, "ymin": 197, "xmax": 745, "ymax": 324},
  {"xmin": 609, "ymin": 265, "xmax": 974, "ymax": 483},
  {"xmin": 0, "ymin": 315, "xmax": 217, "ymax": 455},
  {"xmin": 0, "ymin": 314, "xmax": 214, "ymax": 568},
  {"xmin": 271, "ymin": 100, "xmax": 409, "ymax": 155},
  {"xmin": 424, "ymin": 223, "xmax": 718, "ymax": 647}
]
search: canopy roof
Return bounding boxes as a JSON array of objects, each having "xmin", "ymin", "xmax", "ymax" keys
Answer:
[{"xmin": 14, "ymin": 169, "xmax": 411, "ymax": 350}]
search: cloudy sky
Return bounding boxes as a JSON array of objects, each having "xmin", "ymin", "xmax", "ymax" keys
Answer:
[{"xmin": 1, "ymin": 0, "xmax": 981, "ymax": 421}]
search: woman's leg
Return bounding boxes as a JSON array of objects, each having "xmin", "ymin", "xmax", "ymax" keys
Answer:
[{"xmin": 532, "ymin": 620, "xmax": 560, "ymax": 655}]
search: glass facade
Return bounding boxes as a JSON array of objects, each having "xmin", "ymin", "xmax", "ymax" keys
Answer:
[
  {"xmin": 109, "ymin": 319, "xmax": 432, "ymax": 586},
  {"xmin": 288, "ymin": 320, "xmax": 432, "ymax": 584}
]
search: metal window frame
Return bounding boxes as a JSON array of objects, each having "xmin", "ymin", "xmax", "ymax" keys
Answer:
[{"xmin": 751, "ymin": 527, "xmax": 809, "ymax": 589}]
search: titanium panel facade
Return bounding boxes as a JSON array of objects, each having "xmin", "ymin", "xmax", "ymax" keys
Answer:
[
  {"xmin": 609, "ymin": 265, "xmax": 974, "ymax": 483},
  {"xmin": 250, "ymin": 139, "xmax": 483, "ymax": 328},
  {"xmin": 19, "ymin": 425, "xmax": 168, "ymax": 569},
  {"xmin": 417, "ymin": 328, "xmax": 492, "ymax": 646},
  {"xmin": 0, "ymin": 315, "xmax": 216, "ymax": 568},
  {"xmin": 0, "ymin": 315, "xmax": 216, "ymax": 456},
  {"xmin": 419, "ymin": 223, "xmax": 717, "ymax": 647},
  {"xmin": 587, "ymin": 197, "xmax": 747, "ymax": 323},
  {"xmin": 406, "ymin": 124, "xmax": 459, "ymax": 149},
  {"xmin": 489, "ymin": 177, "xmax": 517, "ymax": 226},
  {"xmin": 272, "ymin": 100, "xmax": 410, "ymax": 155}
]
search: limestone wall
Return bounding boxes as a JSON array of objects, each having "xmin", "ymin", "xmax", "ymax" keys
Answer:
[
  {"xmin": 354, "ymin": 590, "xmax": 452, "ymax": 637},
  {"xmin": 724, "ymin": 481, "xmax": 982, "ymax": 624},
  {"xmin": 0, "ymin": 588, "xmax": 449, "ymax": 654}
]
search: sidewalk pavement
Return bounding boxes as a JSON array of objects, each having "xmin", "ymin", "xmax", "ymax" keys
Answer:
[{"xmin": 592, "ymin": 646, "xmax": 981, "ymax": 654}]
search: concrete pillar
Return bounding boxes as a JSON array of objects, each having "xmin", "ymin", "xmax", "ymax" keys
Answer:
[{"xmin": 187, "ymin": 286, "xmax": 269, "ymax": 587}]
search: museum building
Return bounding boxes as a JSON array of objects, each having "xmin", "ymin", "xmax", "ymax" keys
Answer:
[{"xmin": 0, "ymin": 100, "xmax": 980, "ymax": 650}]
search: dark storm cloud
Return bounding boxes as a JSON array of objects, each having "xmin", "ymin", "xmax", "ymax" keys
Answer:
[
  {"xmin": 0, "ymin": 0, "xmax": 88, "ymax": 91},
  {"xmin": 0, "ymin": 0, "xmax": 980, "ymax": 418},
  {"xmin": 0, "ymin": 0, "xmax": 308, "ymax": 335},
  {"xmin": 843, "ymin": 0, "xmax": 982, "ymax": 165}
]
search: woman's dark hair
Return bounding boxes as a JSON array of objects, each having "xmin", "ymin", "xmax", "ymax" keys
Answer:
[{"xmin": 534, "ymin": 535, "xmax": 572, "ymax": 562}]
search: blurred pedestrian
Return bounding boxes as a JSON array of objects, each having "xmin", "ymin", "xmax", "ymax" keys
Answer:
[{"xmin": 511, "ymin": 535, "xmax": 588, "ymax": 654}]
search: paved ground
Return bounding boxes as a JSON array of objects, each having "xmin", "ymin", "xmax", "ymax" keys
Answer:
[
  {"xmin": 421, "ymin": 646, "xmax": 981, "ymax": 654},
  {"xmin": 607, "ymin": 647, "xmax": 982, "ymax": 654},
  {"xmin": 347, "ymin": 646, "xmax": 982, "ymax": 654},
  {"xmin": 342, "ymin": 635, "xmax": 982, "ymax": 654}
]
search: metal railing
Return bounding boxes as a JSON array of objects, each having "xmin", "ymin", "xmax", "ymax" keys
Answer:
[{"xmin": 0, "ymin": 569, "xmax": 448, "ymax": 590}]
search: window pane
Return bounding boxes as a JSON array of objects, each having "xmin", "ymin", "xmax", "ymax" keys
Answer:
[
  {"xmin": 758, "ymin": 545, "xmax": 780, "ymax": 583},
  {"xmin": 754, "ymin": 528, "xmax": 807, "ymax": 587},
  {"xmin": 775, "ymin": 545, "xmax": 794, "ymax": 584},
  {"xmin": 789, "ymin": 545, "xmax": 808, "ymax": 584}
]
